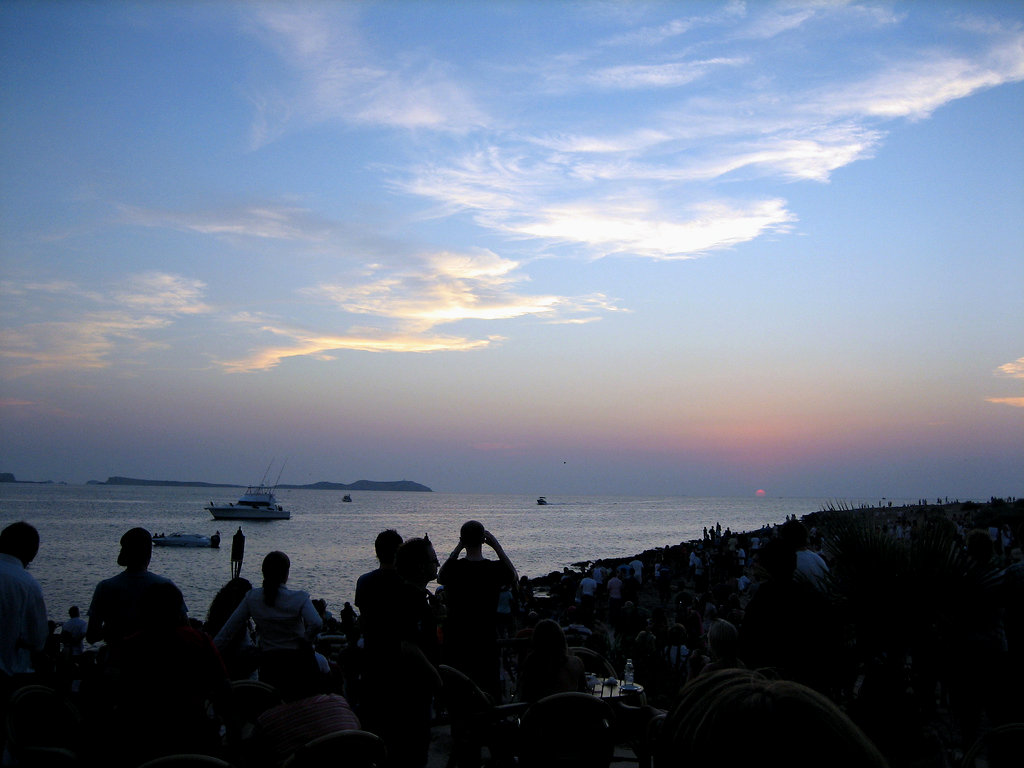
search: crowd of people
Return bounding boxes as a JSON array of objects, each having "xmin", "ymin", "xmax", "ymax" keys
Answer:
[{"xmin": 1, "ymin": 502, "xmax": 1022, "ymax": 768}]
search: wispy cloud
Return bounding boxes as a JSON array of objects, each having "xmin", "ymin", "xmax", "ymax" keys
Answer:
[
  {"xmin": 219, "ymin": 249, "xmax": 622, "ymax": 372},
  {"xmin": 0, "ymin": 274, "xmax": 209, "ymax": 376},
  {"xmin": 121, "ymin": 204, "xmax": 335, "ymax": 242},
  {"xmin": 986, "ymin": 397, "xmax": 1024, "ymax": 408},
  {"xmin": 995, "ymin": 357, "xmax": 1024, "ymax": 378},
  {"xmin": 248, "ymin": 5, "xmax": 488, "ymax": 143}
]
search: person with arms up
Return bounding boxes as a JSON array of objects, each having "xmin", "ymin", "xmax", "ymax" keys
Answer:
[{"xmin": 437, "ymin": 520, "xmax": 518, "ymax": 701}]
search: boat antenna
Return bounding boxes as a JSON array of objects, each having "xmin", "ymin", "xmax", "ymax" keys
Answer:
[
  {"xmin": 272, "ymin": 457, "xmax": 289, "ymax": 489},
  {"xmin": 260, "ymin": 459, "xmax": 275, "ymax": 488}
]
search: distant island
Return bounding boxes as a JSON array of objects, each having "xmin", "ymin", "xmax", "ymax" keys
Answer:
[{"xmin": 86, "ymin": 476, "xmax": 432, "ymax": 492}]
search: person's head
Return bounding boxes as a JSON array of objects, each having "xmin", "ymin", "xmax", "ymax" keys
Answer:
[
  {"xmin": 139, "ymin": 581, "xmax": 187, "ymax": 634},
  {"xmin": 965, "ymin": 529, "xmax": 994, "ymax": 564},
  {"xmin": 780, "ymin": 519, "xmax": 810, "ymax": 550},
  {"xmin": 262, "ymin": 550, "xmax": 290, "ymax": 606},
  {"xmin": 755, "ymin": 539, "xmax": 797, "ymax": 581},
  {"xmin": 396, "ymin": 536, "xmax": 439, "ymax": 586},
  {"xmin": 530, "ymin": 618, "xmax": 569, "ymax": 659},
  {"xmin": 460, "ymin": 520, "xmax": 485, "ymax": 548},
  {"xmin": 0, "ymin": 521, "xmax": 40, "ymax": 567},
  {"xmin": 206, "ymin": 577, "xmax": 252, "ymax": 634},
  {"xmin": 374, "ymin": 529, "xmax": 403, "ymax": 566},
  {"xmin": 117, "ymin": 527, "xmax": 153, "ymax": 570},
  {"xmin": 69, "ymin": 605, "xmax": 80, "ymax": 619},
  {"xmin": 706, "ymin": 619, "xmax": 739, "ymax": 661},
  {"xmin": 660, "ymin": 669, "xmax": 888, "ymax": 768}
]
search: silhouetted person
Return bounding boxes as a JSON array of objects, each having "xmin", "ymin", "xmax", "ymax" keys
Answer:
[
  {"xmin": 0, "ymin": 521, "xmax": 49, "ymax": 756},
  {"xmin": 0, "ymin": 521, "xmax": 48, "ymax": 681},
  {"xmin": 437, "ymin": 520, "xmax": 518, "ymax": 700},
  {"xmin": 87, "ymin": 526, "xmax": 180, "ymax": 648},
  {"xmin": 204, "ymin": 577, "xmax": 256, "ymax": 680},
  {"xmin": 518, "ymin": 619, "xmax": 588, "ymax": 703},
  {"xmin": 366, "ymin": 536, "xmax": 443, "ymax": 768},
  {"xmin": 105, "ymin": 581, "xmax": 232, "ymax": 767},
  {"xmin": 354, "ymin": 529, "xmax": 404, "ymax": 652},
  {"xmin": 656, "ymin": 668, "xmax": 889, "ymax": 768},
  {"xmin": 214, "ymin": 550, "xmax": 322, "ymax": 700}
]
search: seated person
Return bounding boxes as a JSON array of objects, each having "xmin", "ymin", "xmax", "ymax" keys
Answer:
[{"xmin": 517, "ymin": 619, "xmax": 588, "ymax": 703}]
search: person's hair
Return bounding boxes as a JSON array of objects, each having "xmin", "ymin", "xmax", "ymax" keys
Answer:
[
  {"xmin": 707, "ymin": 619, "xmax": 739, "ymax": 660},
  {"xmin": 965, "ymin": 529, "xmax": 993, "ymax": 564},
  {"xmin": 205, "ymin": 577, "xmax": 253, "ymax": 636},
  {"xmin": 779, "ymin": 519, "xmax": 810, "ymax": 549},
  {"xmin": 262, "ymin": 551, "xmax": 290, "ymax": 606},
  {"xmin": 374, "ymin": 529, "xmax": 403, "ymax": 564},
  {"xmin": 658, "ymin": 669, "xmax": 889, "ymax": 768},
  {"xmin": 756, "ymin": 539, "xmax": 797, "ymax": 581},
  {"xmin": 529, "ymin": 619, "xmax": 570, "ymax": 663},
  {"xmin": 69, "ymin": 606, "xmax": 80, "ymax": 618},
  {"xmin": 0, "ymin": 521, "xmax": 40, "ymax": 566},
  {"xmin": 396, "ymin": 536, "xmax": 437, "ymax": 584},
  {"xmin": 460, "ymin": 520, "xmax": 485, "ymax": 547}
]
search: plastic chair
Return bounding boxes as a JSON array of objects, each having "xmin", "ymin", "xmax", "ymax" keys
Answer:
[
  {"xmin": 438, "ymin": 664, "xmax": 527, "ymax": 768},
  {"xmin": 960, "ymin": 722, "xmax": 1024, "ymax": 768},
  {"xmin": 4, "ymin": 684, "xmax": 83, "ymax": 762},
  {"xmin": 518, "ymin": 691, "xmax": 615, "ymax": 768},
  {"xmin": 282, "ymin": 729, "xmax": 387, "ymax": 768},
  {"xmin": 569, "ymin": 647, "xmax": 618, "ymax": 680},
  {"xmin": 229, "ymin": 679, "xmax": 284, "ymax": 739}
]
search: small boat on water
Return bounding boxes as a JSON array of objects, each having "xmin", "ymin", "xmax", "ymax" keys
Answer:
[
  {"xmin": 536, "ymin": 496, "xmax": 548, "ymax": 505},
  {"xmin": 206, "ymin": 486, "xmax": 290, "ymax": 521},
  {"xmin": 153, "ymin": 532, "xmax": 220, "ymax": 548},
  {"xmin": 342, "ymin": 494, "xmax": 352, "ymax": 502}
]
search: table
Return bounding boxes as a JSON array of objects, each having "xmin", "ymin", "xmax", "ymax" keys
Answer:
[{"xmin": 588, "ymin": 676, "xmax": 646, "ymax": 702}]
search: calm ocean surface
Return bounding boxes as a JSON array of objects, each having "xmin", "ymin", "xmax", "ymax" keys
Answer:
[{"xmin": 1, "ymin": 484, "xmax": 903, "ymax": 624}]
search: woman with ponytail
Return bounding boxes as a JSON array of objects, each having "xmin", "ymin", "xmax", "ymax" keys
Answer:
[{"xmin": 214, "ymin": 550, "xmax": 323, "ymax": 698}]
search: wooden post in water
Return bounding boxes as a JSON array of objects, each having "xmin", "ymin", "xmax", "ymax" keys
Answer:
[{"xmin": 231, "ymin": 526, "xmax": 245, "ymax": 579}]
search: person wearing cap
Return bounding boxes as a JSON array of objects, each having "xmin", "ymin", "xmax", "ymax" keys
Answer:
[{"xmin": 86, "ymin": 526, "xmax": 181, "ymax": 647}]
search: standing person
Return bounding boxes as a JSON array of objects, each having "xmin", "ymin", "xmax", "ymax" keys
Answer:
[
  {"xmin": 214, "ymin": 550, "xmax": 322, "ymax": 700},
  {"xmin": 86, "ymin": 527, "xmax": 180, "ymax": 649},
  {"xmin": 61, "ymin": 606, "xmax": 88, "ymax": 658},
  {"xmin": 437, "ymin": 520, "xmax": 517, "ymax": 700},
  {"xmin": 0, "ymin": 522, "xmax": 49, "ymax": 682},
  {"xmin": 353, "ymin": 529, "xmax": 404, "ymax": 652},
  {"xmin": 0, "ymin": 521, "xmax": 49, "ymax": 759}
]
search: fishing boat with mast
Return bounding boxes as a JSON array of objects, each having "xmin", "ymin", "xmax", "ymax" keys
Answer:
[{"xmin": 206, "ymin": 462, "xmax": 291, "ymax": 521}]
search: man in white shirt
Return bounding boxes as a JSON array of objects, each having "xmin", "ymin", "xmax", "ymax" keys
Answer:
[
  {"xmin": 61, "ymin": 605, "xmax": 88, "ymax": 657},
  {"xmin": 0, "ymin": 521, "xmax": 49, "ymax": 680}
]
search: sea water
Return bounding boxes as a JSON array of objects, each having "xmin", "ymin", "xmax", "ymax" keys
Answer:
[{"xmin": 0, "ymin": 484, "xmax": 901, "ymax": 623}]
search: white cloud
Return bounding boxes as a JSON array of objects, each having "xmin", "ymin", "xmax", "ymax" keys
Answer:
[
  {"xmin": 121, "ymin": 204, "xmax": 335, "ymax": 242},
  {"xmin": 508, "ymin": 198, "xmax": 796, "ymax": 259},
  {"xmin": 995, "ymin": 358, "xmax": 1024, "ymax": 378},
  {"xmin": 0, "ymin": 274, "xmax": 210, "ymax": 376}
]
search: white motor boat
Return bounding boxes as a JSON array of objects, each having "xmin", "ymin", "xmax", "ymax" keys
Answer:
[
  {"xmin": 206, "ymin": 486, "xmax": 291, "ymax": 520},
  {"xmin": 152, "ymin": 532, "xmax": 218, "ymax": 548}
]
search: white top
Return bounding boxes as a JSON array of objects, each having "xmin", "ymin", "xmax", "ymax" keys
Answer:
[
  {"xmin": 214, "ymin": 585, "xmax": 323, "ymax": 653},
  {"xmin": 0, "ymin": 553, "xmax": 49, "ymax": 675},
  {"xmin": 795, "ymin": 550, "xmax": 830, "ymax": 591}
]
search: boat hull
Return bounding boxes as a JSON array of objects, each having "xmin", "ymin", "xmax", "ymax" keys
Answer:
[
  {"xmin": 207, "ymin": 506, "xmax": 290, "ymax": 521},
  {"xmin": 153, "ymin": 534, "xmax": 213, "ymax": 547}
]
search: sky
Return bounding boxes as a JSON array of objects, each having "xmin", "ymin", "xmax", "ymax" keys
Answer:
[{"xmin": 1, "ymin": 1, "xmax": 1022, "ymax": 498}]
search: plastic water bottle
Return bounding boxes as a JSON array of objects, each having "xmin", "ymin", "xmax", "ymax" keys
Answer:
[{"xmin": 624, "ymin": 659, "xmax": 634, "ymax": 685}]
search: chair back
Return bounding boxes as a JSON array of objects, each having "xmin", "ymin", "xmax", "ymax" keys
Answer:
[
  {"xmin": 229, "ymin": 679, "xmax": 283, "ymax": 739},
  {"xmin": 518, "ymin": 691, "xmax": 615, "ymax": 768},
  {"xmin": 4, "ymin": 685, "xmax": 83, "ymax": 760},
  {"xmin": 568, "ymin": 647, "xmax": 618, "ymax": 679},
  {"xmin": 283, "ymin": 729, "xmax": 387, "ymax": 768},
  {"xmin": 135, "ymin": 755, "xmax": 235, "ymax": 768}
]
